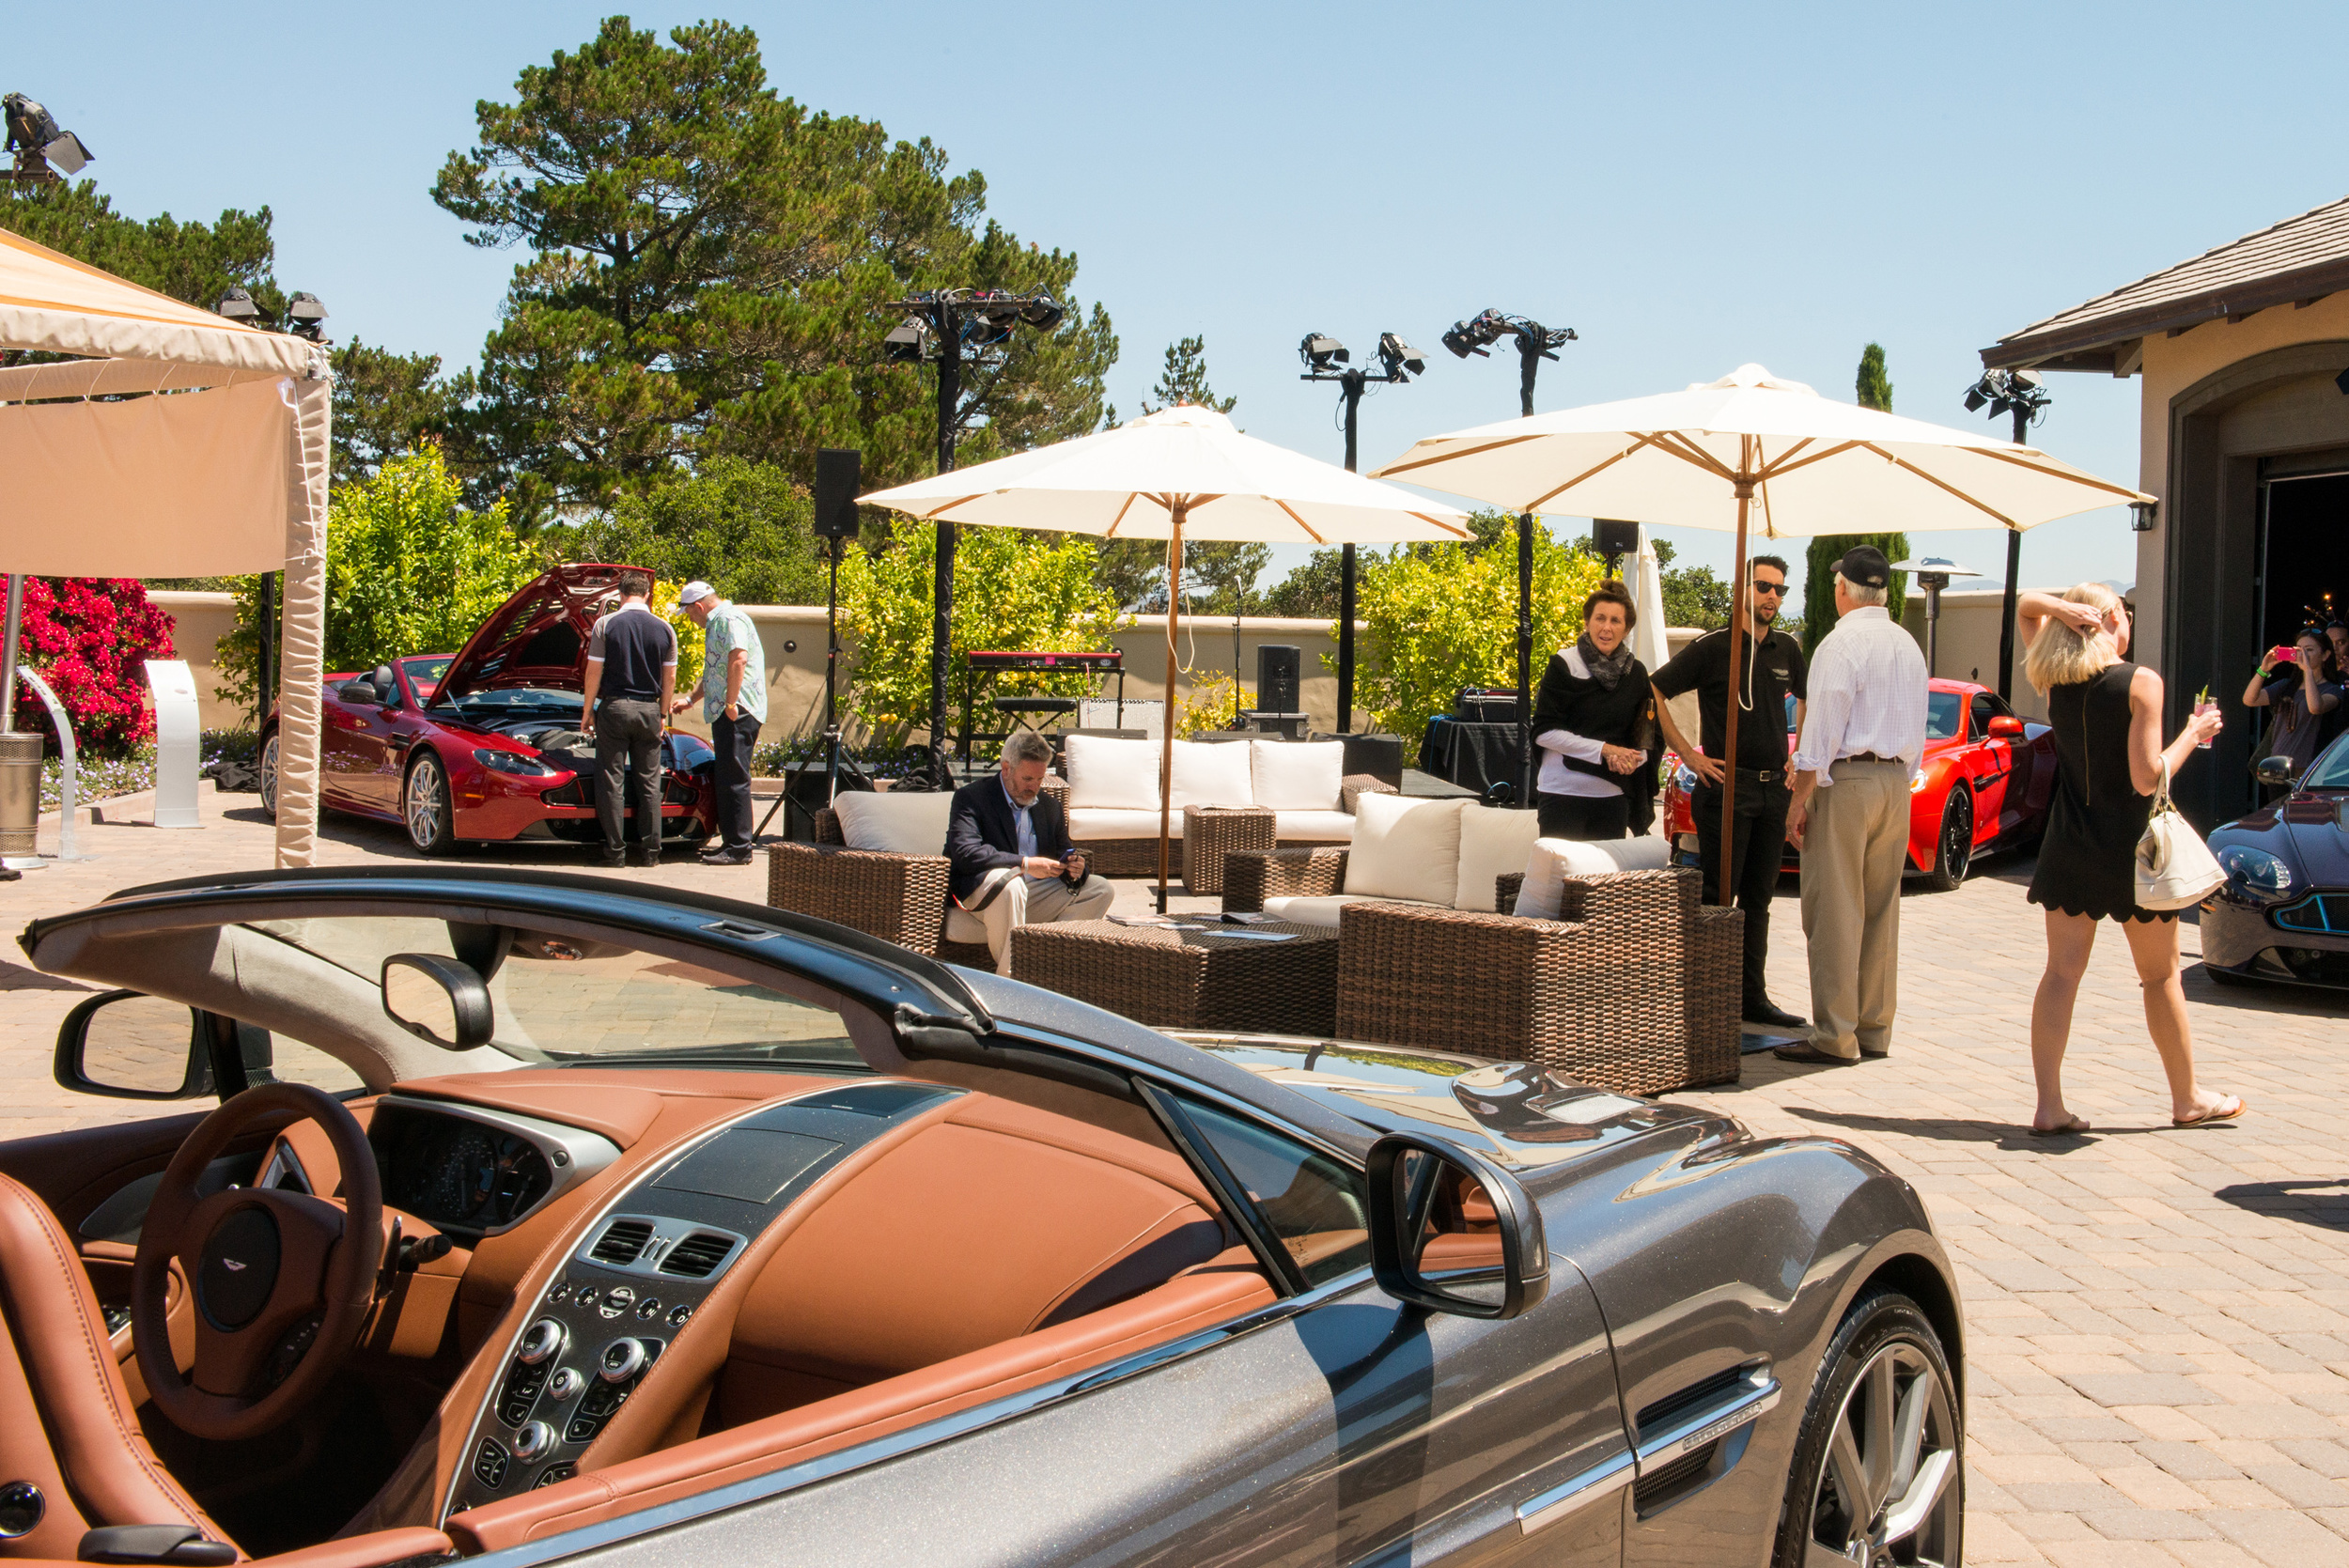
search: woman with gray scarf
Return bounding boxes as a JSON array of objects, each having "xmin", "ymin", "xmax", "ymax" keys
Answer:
[{"xmin": 1531, "ymin": 580, "xmax": 1658, "ymax": 840}]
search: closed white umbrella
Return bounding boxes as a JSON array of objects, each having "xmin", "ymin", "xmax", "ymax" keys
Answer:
[
  {"xmin": 1374, "ymin": 363, "xmax": 2148, "ymax": 901},
  {"xmin": 862, "ymin": 404, "xmax": 1471, "ymax": 908}
]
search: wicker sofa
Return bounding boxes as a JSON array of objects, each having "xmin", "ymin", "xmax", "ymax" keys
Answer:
[
  {"xmin": 1058, "ymin": 735, "xmax": 1381, "ymax": 878},
  {"xmin": 765, "ymin": 791, "xmax": 998, "ymax": 968},
  {"xmin": 1224, "ymin": 818, "xmax": 1742, "ymax": 1096}
]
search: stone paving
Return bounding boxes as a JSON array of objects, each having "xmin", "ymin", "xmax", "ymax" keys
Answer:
[{"xmin": 5, "ymin": 784, "xmax": 2347, "ymax": 1564}]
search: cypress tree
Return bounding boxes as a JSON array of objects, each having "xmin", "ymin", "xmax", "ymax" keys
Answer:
[{"xmin": 1802, "ymin": 343, "xmax": 1909, "ymax": 654}]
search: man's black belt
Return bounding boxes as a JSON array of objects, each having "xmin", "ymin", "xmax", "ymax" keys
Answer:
[{"xmin": 1697, "ymin": 766, "xmax": 1788, "ymax": 784}]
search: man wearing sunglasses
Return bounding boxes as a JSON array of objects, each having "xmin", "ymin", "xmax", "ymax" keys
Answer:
[{"xmin": 1651, "ymin": 554, "xmax": 1809, "ymax": 1032}]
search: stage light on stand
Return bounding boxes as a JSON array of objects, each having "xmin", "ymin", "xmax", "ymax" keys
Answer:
[
  {"xmin": 1377, "ymin": 333, "xmax": 1426, "ymax": 379},
  {"xmin": 1019, "ymin": 294, "xmax": 1066, "ymax": 330},
  {"xmin": 882, "ymin": 315, "xmax": 931, "ymax": 364},
  {"xmin": 215, "ymin": 287, "xmax": 262, "ymax": 325},
  {"xmin": 285, "ymin": 292, "xmax": 329, "ymax": 341},
  {"xmin": 4, "ymin": 94, "xmax": 92, "ymax": 181},
  {"xmin": 1962, "ymin": 365, "xmax": 2057, "ymax": 700},
  {"xmin": 1299, "ymin": 334, "xmax": 1349, "ymax": 373}
]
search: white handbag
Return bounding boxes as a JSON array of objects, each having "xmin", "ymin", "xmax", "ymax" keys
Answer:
[{"xmin": 2135, "ymin": 759, "xmax": 2224, "ymax": 910}]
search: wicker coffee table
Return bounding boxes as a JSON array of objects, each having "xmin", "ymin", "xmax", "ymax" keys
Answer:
[
  {"xmin": 1009, "ymin": 919, "xmax": 1337, "ymax": 1035},
  {"xmin": 1180, "ymin": 805, "xmax": 1277, "ymax": 895}
]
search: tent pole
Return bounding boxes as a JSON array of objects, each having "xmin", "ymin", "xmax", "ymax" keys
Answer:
[
  {"xmin": 1159, "ymin": 505, "xmax": 1185, "ymax": 914},
  {"xmin": 0, "ymin": 573, "xmax": 22, "ymax": 734},
  {"xmin": 1719, "ymin": 446, "xmax": 1752, "ymax": 908}
]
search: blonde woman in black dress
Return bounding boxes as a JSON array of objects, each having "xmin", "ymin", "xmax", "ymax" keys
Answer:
[{"xmin": 2018, "ymin": 583, "xmax": 2237, "ymax": 1136}]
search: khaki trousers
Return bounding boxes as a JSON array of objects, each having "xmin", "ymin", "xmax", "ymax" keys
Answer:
[
  {"xmin": 980, "ymin": 873, "xmax": 1115, "ymax": 975},
  {"xmin": 1799, "ymin": 759, "xmax": 1910, "ymax": 1060}
]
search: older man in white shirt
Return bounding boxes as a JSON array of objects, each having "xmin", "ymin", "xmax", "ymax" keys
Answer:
[{"xmin": 1777, "ymin": 545, "xmax": 1929, "ymax": 1065}]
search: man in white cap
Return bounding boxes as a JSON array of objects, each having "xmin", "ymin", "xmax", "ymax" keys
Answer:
[{"xmin": 671, "ymin": 581, "xmax": 765, "ymax": 865}]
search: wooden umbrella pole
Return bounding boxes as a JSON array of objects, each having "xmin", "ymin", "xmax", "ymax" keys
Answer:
[
  {"xmin": 1158, "ymin": 503, "xmax": 1185, "ymax": 913},
  {"xmin": 1719, "ymin": 442, "xmax": 1752, "ymax": 908}
]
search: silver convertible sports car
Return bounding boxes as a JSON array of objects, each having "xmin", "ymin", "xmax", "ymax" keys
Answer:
[{"xmin": 5, "ymin": 868, "xmax": 1964, "ymax": 1568}]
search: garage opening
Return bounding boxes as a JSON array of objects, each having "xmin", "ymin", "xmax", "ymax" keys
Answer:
[{"xmin": 2259, "ymin": 470, "xmax": 2349, "ymax": 655}]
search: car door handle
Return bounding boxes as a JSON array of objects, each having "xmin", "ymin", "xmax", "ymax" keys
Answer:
[{"xmin": 1516, "ymin": 1447, "xmax": 1636, "ymax": 1535}]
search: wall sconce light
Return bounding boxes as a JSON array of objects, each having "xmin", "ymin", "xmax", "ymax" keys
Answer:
[{"xmin": 2128, "ymin": 500, "xmax": 2158, "ymax": 533}]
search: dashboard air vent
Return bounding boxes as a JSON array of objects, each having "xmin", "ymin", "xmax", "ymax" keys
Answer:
[
  {"xmin": 589, "ymin": 1219, "xmax": 654, "ymax": 1266},
  {"xmin": 660, "ymin": 1232, "xmax": 735, "ymax": 1279}
]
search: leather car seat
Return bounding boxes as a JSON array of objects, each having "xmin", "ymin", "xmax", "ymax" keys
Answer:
[{"xmin": 0, "ymin": 1174, "xmax": 236, "ymax": 1561}]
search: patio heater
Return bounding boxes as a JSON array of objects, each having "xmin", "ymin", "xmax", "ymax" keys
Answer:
[
  {"xmin": 1890, "ymin": 556, "xmax": 1982, "ymax": 676},
  {"xmin": 1441, "ymin": 308, "xmax": 1577, "ymax": 806},
  {"xmin": 1299, "ymin": 332, "xmax": 1429, "ymax": 732},
  {"xmin": 875, "ymin": 288, "xmax": 1066, "ymax": 784},
  {"xmin": 1962, "ymin": 367, "xmax": 2052, "ymax": 701}
]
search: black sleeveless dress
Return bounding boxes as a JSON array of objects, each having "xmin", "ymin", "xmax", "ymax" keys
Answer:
[{"xmin": 2027, "ymin": 660, "xmax": 2175, "ymax": 924}]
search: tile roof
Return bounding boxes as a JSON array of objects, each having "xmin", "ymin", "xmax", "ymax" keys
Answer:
[{"xmin": 1983, "ymin": 193, "xmax": 2349, "ymax": 370}]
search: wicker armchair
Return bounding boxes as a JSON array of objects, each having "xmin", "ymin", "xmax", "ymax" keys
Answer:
[
  {"xmin": 1328, "ymin": 866, "xmax": 1744, "ymax": 1096},
  {"xmin": 765, "ymin": 800, "xmax": 999, "ymax": 967}
]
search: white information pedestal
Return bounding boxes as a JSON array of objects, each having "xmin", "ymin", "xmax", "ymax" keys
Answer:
[{"xmin": 145, "ymin": 660, "xmax": 202, "ymax": 829}]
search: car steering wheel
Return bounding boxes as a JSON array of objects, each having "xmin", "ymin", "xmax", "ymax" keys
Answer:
[{"xmin": 132, "ymin": 1083, "xmax": 384, "ymax": 1441}]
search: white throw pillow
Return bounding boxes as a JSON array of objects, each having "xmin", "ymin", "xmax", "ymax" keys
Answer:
[
  {"xmin": 1453, "ymin": 805, "xmax": 1545, "ymax": 912},
  {"xmin": 1514, "ymin": 834, "xmax": 1672, "ymax": 919},
  {"xmin": 1063, "ymin": 734, "xmax": 1161, "ymax": 811},
  {"xmin": 1066, "ymin": 807, "xmax": 1174, "ymax": 840},
  {"xmin": 1251, "ymin": 739, "xmax": 1345, "ymax": 812},
  {"xmin": 1269, "ymin": 809, "xmax": 1354, "ymax": 842},
  {"xmin": 1170, "ymin": 739, "xmax": 1254, "ymax": 809},
  {"xmin": 1344, "ymin": 794, "xmax": 1467, "ymax": 907},
  {"xmin": 833, "ymin": 791, "xmax": 956, "ymax": 856},
  {"xmin": 1260, "ymin": 893, "xmax": 1396, "ymax": 927}
]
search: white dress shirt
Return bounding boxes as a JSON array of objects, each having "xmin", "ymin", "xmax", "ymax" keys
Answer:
[
  {"xmin": 1791, "ymin": 606, "xmax": 1929, "ymax": 785},
  {"xmin": 1534, "ymin": 644, "xmax": 1623, "ymax": 799}
]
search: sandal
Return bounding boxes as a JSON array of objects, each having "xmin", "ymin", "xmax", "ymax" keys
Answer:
[
  {"xmin": 2171, "ymin": 1095, "xmax": 2246, "ymax": 1128},
  {"xmin": 2029, "ymin": 1115, "xmax": 2091, "ymax": 1137}
]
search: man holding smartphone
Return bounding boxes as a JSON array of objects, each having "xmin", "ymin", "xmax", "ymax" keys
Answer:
[{"xmin": 946, "ymin": 732, "xmax": 1114, "ymax": 974}]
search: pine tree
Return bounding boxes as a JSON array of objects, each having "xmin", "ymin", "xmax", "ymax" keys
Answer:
[
  {"xmin": 1140, "ymin": 336, "xmax": 1237, "ymax": 415},
  {"xmin": 1802, "ymin": 343, "xmax": 1909, "ymax": 654}
]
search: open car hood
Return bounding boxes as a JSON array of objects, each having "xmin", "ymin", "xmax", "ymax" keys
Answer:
[{"xmin": 434, "ymin": 564, "xmax": 644, "ymax": 704}]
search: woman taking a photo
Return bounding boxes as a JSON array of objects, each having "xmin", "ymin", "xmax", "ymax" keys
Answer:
[
  {"xmin": 2017, "ymin": 582, "xmax": 2236, "ymax": 1136},
  {"xmin": 1531, "ymin": 580, "xmax": 1657, "ymax": 840},
  {"xmin": 2243, "ymin": 629, "xmax": 2342, "ymax": 795}
]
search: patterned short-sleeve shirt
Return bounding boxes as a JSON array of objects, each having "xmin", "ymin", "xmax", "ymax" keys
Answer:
[{"xmin": 700, "ymin": 601, "xmax": 768, "ymax": 724}]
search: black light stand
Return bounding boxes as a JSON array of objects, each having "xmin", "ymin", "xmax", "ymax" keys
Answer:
[
  {"xmin": 877, "ymin": 289, "xmax": 1066, "ymax": 785},
  {"xmin": 1441, "ymin": 309, "xmax": 1577, "ymax": 806},
  {"xmin": 759, "ymin": 449, "xmax": 865, "ymax": 841},
  {"xmin": 1962, "ymin": 368, "xmax": 2052, "ymax": 701},
  {"xmin": 1299, "ymin": 333, "xmax": 1428, "ymax": 733}
]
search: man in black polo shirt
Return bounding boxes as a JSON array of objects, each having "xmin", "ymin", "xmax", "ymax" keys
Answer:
[
  {"xmin": 1649, "ymin": 554, "xmax": 1809, "ymax": 1030},
  {"xmin": 581, "ymin": 570, "xmax": 677, "ymax": 868}
]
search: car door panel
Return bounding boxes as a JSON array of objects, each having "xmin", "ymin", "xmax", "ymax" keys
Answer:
[
  {"xmin": 566, "ymin": 1270, "xmax": 1625, "ymax": 1568},
  {"xmin": 320, "ymin": 686, "xmax": 381, "ymax": 810}
]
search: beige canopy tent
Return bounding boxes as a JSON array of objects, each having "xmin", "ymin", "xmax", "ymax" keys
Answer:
[{"xmin": 0, "ymin": 225, "xmax": 329, "ymax": 867}]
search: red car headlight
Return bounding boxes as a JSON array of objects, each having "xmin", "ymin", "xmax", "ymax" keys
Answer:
[{"xmin": 474, "ymin": 747, "xmax": 557, "ymax": 778}]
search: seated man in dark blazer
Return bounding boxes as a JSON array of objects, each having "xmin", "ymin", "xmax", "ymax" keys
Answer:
[{"xmin": 946, "ymin": 731, "xmax": 1114, "ymax": 973}]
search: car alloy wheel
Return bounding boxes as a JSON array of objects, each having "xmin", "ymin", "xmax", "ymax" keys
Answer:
[
  {"xmin": 1921, "ymin": 789, "xmax": 1972, "ymax": 893},
  {"xmin": 1774, "ymin": 1291, "xmax": 1961, "ymax": 1568},
  {"xmin": 404, "ymin": 753, "xmax": 456, "ymax": 855},
  {"xmin": 259, "ymin": 735, "xmax": 280, "ymax": 820}
]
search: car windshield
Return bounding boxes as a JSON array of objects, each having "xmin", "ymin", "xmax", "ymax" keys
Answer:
[
  {"xmin": 437, "ymin": 687, "xmax": 584, "ymax": 717},
  {"xmin": 401, "ymin": 657, "xmax": 451, "ymax": 701},
  {"xmin": 240, "ymin": 916, "xmax": 867, "ymax": 1071},
  {"xmin": 1925, "ymin": 691, "xmax": 1963, "ymax": 740},
  {"xmin": 2304, "ymin": 736, "xmax": 2349, "ymax": 789}
]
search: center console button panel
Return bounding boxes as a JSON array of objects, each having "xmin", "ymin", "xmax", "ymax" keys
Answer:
[{"xmin": 441, "ymin": 1080, "xmax": 962, "ymax": 1519}]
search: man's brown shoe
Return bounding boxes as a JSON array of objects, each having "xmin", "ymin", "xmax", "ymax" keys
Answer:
[{"xmin": 1772, "ymin": 1043, "xmax": 1859, "ymax": 1066}]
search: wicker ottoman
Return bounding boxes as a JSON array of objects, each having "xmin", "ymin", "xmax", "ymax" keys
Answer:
[
  {"xmin": 1180, "ymin": 805, "xmax": 1277, "ymax": 896},
  {"xmin": 1009, "ymin": 919, "xmax": 1338, "ymax": 1036}
]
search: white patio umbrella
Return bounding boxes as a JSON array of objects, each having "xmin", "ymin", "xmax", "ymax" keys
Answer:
[
  {"xmin": 1373, "ymin": 363, "xmax": 2149, "ymax": 902},
  {"xmin": 860, "ymin": 404, "xmax": 1471, "ymax": 908}
]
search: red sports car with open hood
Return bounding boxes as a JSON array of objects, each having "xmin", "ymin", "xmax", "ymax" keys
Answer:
[
  {"xmin": 258, "ymin": 565, "xmax": 717, "ymax": 855},
  {"xmin": 1663, "ymin": 676, "xmax": 2056, "ymax": 891}
]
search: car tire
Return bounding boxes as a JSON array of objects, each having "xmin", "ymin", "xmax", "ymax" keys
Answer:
[
  {"xmin": 403, "ymin": 752, "xmax": 458, "ymax": 856},
  {"xmin": 1919, "ymin": 789, "xmax": 1972, "ymax": 893},
  {"xmin": 1771, "ymin": 1288, "xmax": 1962, "ymax": 1568},
  {"xmin": 259, "ymin": 733, "xmax": 280, "ymax": 821}
]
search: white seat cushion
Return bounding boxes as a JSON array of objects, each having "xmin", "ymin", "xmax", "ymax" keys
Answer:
[
  {"xmin": 1170, "ymin": 739, "xmax": 1254, "ymax": 809},
  {"xmin": 1344, "ymin": 794, "xmax": 1467, "ymax": 907},
  {"xmin": 1250, "ymin": 739, "xmax": 1345, "ymax": 812},
  {"xmin": 1515, "ymin": 834, "xmax": 1673, "ymax": 920},
  {"xmin": 1453, "ymin": 805, "xmax": 1545, "ymax": 912},
  {"xmin": 1067, "ymin": 806, "xmax": 1176, "ymax": 840},
  {"xmin": 1270, "ymin": 809, "xmax": 1354, "ymax": 842},
  {"xmin": 1260, "ymin": 893, "xmax": 1438, "ymax": 927},
  {"xmin": 943, "ymin": 905, "xmax": 988, "ymax": 943},
  {"xmin": 833, "ymin": 791, "xmax": 955, "ymax": 856},
  {"xmin": 1063, "ymin": 734, "xmax": 1162, "ymax": 811}
]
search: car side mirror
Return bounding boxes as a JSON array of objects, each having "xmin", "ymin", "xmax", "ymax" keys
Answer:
[
  {"xmin": 54, "ymin": 991, "xmax": 215, "ymax": 1100},
  {"xmin": 337, "ymin": 682, "xmax": 381, "ymax": 706},
  {"xmin": 2256, "ymin": 755, "xmax": 2297, "ymax": 787},
  {"xmin": 381, "ymin": 954, "xmax": 494, "ymax": 1050},
  {"xmin": 1987, "ymin": 715, "xmax": 2026, "ymax": 738},
  {"xmin": 1364, "ymin": 1132, "xmax": 1548, "ymax": 1320}
]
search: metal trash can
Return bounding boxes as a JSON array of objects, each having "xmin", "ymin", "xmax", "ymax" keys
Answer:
[{"xmin": 0, "ymin": 731, "xmax": 41, "ymax": 857}]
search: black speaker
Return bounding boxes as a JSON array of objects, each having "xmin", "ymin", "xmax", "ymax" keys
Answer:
[
  {"xmin": 1256, "ymin": 644, "xmax": 1300, "ymax": 713},
  {"xmin": 814, "ymin": 449, "xmax": 863, "ymax": 539},
  {"xmin": 1592, "ymin": 518, "xmax": 1640, "ymax": 559}
]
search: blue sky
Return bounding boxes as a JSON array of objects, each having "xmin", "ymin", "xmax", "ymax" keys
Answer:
[{"xmin": 16, "ymin": 1, "xmax": 2346, "ymax": 616}]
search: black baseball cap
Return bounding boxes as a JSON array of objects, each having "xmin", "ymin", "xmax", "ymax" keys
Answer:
[{"xmin": 1835, "ymin": 544, "xmax": 1891, "ymax": 589}]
